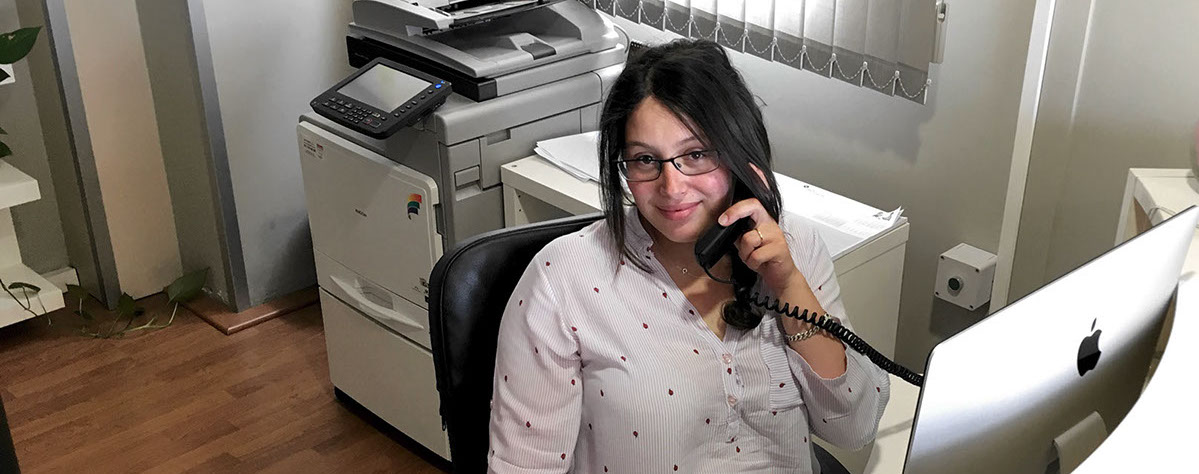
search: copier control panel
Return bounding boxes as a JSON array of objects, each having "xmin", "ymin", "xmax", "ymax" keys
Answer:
[{"xmin": 312, "ymin": 57, "xmax": 451, "ymax": 139}]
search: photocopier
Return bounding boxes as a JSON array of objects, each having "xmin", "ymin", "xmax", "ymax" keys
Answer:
[{"xmin": 295, "ymin": 0, "xmax": 627, "ymax": 460}]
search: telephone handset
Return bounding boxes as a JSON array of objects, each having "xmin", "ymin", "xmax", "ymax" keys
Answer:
[{"xmin": 695, "ymin": 214, "xmax": 925, "ymax": 387}]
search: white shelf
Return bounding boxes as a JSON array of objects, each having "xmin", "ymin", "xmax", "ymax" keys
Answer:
[
  {"xmin": 0, "ymin": 263, "xmax": 66, "ymax": 328},
  {"xmin": 0, "ymin": 160, "xmax": 41, "ymax": 210},
  {"xmin": 0, "ymin": 159, "xmax": 59, "ymax": 328}
]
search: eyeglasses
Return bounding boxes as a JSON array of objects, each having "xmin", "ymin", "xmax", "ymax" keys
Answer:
[{"xmin": 613, "ymin": 150, "xmax": 721, "ymax": 182}]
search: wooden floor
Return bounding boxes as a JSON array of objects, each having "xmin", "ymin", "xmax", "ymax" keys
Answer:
[{"xmin": 0, "ymin": 294, "xmax": 447, "ymax": 473}]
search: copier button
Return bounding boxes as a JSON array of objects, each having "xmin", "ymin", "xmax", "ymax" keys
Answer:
[{"xmin": 435, "ymin": 84, "xmax": 442, "ymax": 89}]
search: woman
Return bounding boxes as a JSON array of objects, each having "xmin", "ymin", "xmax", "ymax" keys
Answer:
[{"xmin": 488, "ymin": 39, "xmax": 889, "ymax": 473}]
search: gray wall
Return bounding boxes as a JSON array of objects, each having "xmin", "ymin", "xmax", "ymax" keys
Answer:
[
  {"xmin": 1012, "ymin": 0, "xmax": 1199, "ymax": 300},
  {"xmin": 2, "ymin": 0, "xmax": 70, "ymax": 275},
  {"xmin": 200, "ymin": 0, "xmax": 347, "ymax": 307},
  {"xmin": 187, "ymin": 0, "xmax": 353, "ymax": 309},
  {"xmin": 615, "ymin": 0, "xmax": 1038, "ymax": 368}
]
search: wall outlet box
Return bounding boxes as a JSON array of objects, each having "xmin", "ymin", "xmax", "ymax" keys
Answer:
[{"xmin": 934, "ymin": 243, "xmax": 997, "ymax": 311}]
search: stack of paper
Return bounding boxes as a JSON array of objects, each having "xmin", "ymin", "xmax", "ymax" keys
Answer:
[
  {"xmin": 774, "ymin": 173, "xmax": 904, "ymax": 259},
  {"xmin": 534, "ymin": 131, "xmax": 600, "ymax": 182}
]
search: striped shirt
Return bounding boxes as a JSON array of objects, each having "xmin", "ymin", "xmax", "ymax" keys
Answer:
[{"xmin": 488, "ymin": 206, "xmax": 890, "ymax": 473}]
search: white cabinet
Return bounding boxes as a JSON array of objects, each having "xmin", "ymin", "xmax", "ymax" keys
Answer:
[{"xmin": 500, "ymin": 154, "xmax": 909, "ymax": 360}]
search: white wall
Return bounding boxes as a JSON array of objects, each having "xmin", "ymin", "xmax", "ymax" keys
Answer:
[
  {"xmin": 192, "ymin": 0, "xmax": 353, "ymax": 307},
  {"xmin": 1012, "ymin": 0, "xmax": 1199, "ymax": 299},
  {"xmin": 615, "ymin": 0, "xmax": 1039, "ymax": 367}
]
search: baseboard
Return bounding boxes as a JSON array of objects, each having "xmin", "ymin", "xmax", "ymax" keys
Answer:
[{"xmin": 184, "ymin": 286, "xmax": 318, "ymax": 335}]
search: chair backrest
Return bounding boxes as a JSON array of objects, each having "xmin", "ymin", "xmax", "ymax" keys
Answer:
[
  {"xmin": 1, "ymin": 395, "xmax": 19, "ymax": 473},
  {"xmin": 428, "ymin": 213, "xmax": 603, "ymax": 473}
]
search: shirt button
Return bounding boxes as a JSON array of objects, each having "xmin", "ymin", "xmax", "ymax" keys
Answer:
[
  {"xmin": 722, "ymin": 353, "xmax": 732, "ymax": 364},
  {"xmin": 727, "ymin": 395, "xmax": 737, "ymax": 406}
]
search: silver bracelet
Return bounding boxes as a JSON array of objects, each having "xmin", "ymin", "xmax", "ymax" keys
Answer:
[
  {"xmin": 783, "ymin": 314, "xmax": 840, "ymax": 343},
  {"xmin": 784, "ymin": 324, "xmax": 822, "ymax": 343}
]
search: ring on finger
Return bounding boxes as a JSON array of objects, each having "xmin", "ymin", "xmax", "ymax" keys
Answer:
[{"xmin": 754, "ymin": 228, "xmax": 765, "ymax": 248}]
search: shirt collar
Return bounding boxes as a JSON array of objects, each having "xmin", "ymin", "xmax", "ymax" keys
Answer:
[{"xmin": 623, "ymin": 205, "xmax": 654, "ymax": 249}]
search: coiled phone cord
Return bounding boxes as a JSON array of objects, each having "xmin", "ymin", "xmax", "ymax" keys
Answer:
[{"xmin": 734, "ymin": 286, "xmax": 925, "ymax": 387}]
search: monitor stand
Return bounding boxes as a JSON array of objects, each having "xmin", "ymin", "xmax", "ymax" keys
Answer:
[{"xmin": 1048, "ymin": 411, "xmax": 1108, "ymax": 474}]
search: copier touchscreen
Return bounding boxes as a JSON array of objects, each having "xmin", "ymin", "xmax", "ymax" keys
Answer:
[
  {"xmin": 312, "ymin": 57, "xmax": 451, "ymax": 139},
  {"xmin": 339, "ymin": 64, "xmax": 430, "ymax": 111}
]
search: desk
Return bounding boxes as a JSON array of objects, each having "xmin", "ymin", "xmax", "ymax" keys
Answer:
[
  {"xmin": 502, "ymin": 155, "xmax": 917, "ymax": 473},
  {"xmin": 1115, "ymin": 168, "xmax": 1199, "ymax": 269},
  {"xmin": 854, "ymin": 375, "xmax": 920, "ymax": 473}
]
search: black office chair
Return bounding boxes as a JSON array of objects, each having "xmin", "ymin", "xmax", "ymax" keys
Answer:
[
  {"xmin": 427, "ymin": 214, "xmax": 849, "ymax": 474},
  {"xmin": 1, "ymin": 395, "xmax": 19, "ymax": 473}
]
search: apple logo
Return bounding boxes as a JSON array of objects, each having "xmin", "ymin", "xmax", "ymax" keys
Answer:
[{"xmin": 1077, "ymin": 318, "xmax": 1102, "ymax": 376}]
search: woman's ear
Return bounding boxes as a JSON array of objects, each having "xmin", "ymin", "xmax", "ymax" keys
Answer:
[{"xmin": 748, "ymin": 163, "xmax": 769, "ymax": 187}]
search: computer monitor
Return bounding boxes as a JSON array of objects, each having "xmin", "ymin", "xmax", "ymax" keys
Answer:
[{"xmin": 903, "ymin": 205, "xmax": 1199, "ymax": 474}]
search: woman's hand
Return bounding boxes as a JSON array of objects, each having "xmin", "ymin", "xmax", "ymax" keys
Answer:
[
  {"xmin": 717, "ymin": 198, "xmax": 808, "ymax": 295},
  {"xmin": 718, "ymin": 184, "xmax": 845, "ymax": 378}
]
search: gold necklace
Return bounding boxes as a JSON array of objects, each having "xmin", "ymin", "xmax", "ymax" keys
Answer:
[
  {"xmin": 649, "ymin": 236, "xmax": 700, "ymax": 277},
  {"xmin": 665, "ymin": 255, "xmax": 698, "ymax": 277}
]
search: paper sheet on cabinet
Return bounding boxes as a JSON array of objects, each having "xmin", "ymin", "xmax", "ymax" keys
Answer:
[
  {"xmin": 534, "ymin": 131, "xmax": 600, "ymax": 182},
  {"xmin": 774, "ymin": 173, "xmax": 904, "ymax": 259}
]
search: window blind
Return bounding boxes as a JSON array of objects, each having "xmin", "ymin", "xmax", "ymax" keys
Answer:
[{"xmin": 584, "ymin": 0, "xmax": 942, "ymax": 103}]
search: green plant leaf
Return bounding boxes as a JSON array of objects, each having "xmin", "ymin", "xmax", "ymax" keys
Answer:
[
  {"xmin": 0, "ymin": 27, "xmax": 42, "ymax": 64},
  {"xmin": 0, "ymin": 140, "xmax": 10, "ymax": 159},
  {"xmin": 116, "ymin": 293, "xmax": 136, "ymax": 317},
  {"xmin": 66, "ymin": 284, "xmax": 89, "ymax": 300},
  {"xmin": 0, "ymin": 125, "xmax": 6, "ymax": 134},
  {"xmin": 166, "ymin": 268, "xmax": 208, "ymax": 303},
  {"xmin": 0, "ymin": 67, "xmax": 8, "ymax": 83},
  {"xmin": 8, "ymin": 282, "xmax": 40, "ymax": 293}
]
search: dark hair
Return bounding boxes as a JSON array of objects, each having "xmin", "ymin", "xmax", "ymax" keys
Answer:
[{"xmin": 597, "ymin": 39, "xmax": 783, "ymax": 330}]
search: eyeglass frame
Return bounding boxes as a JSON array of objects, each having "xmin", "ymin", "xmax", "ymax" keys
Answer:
[{"xmin": 611, "ymin": 149, "xmax": 722, "ymax": 182}]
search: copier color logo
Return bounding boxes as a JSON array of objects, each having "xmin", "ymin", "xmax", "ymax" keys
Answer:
[{"xmin": 407, "ymin": 194, "xmax": 422, "ymax": 219}]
